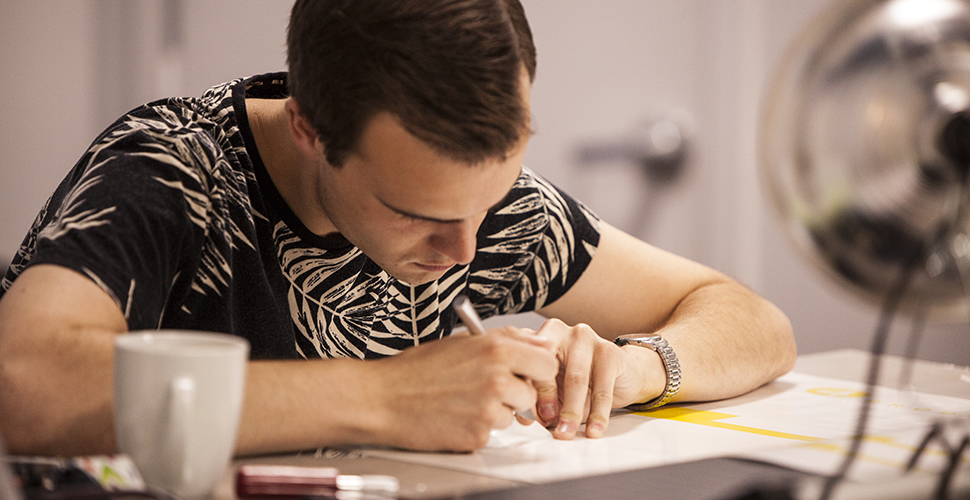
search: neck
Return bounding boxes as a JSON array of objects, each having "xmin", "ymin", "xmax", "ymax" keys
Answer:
[{"xmin": 246, "ymin": 98, "xmax": 336, "ymax": 235}]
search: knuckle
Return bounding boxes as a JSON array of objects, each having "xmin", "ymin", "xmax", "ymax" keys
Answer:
[
  {"xmin": 481, "ymin": 371, "xmax": 510, "ymax": 396},
  {"xmin": 586, "ymin": 413, "xmax": 610, "ymax": 428},
  {"xmin": 593, "ymin": 339, "xmax": 613, "ymax": 354},
  {"xmin": 558, "ymin": 408, "xmax": 584, "ymax": 422},
  {"xmin": 590, "ymin": 391, "xmax": 614, "ymax": 408},
  {"xmin": 534, "ymin": 380, "xmax": 560, "ymax": 396},
  {"xmin": 492, "ymin": 325, "xmax": 517, "ymax": 337},
  {"xmin": 541, "ymin": 318, "xmax": 567, "ymax": 332},
  {"xmin": 577, "ymin": 324, "xmax": 600, "ymax": 340},
  {"xmin": 480, "ymin": 336, "xmax": 508, "ymax": 358},
  {"xmin": 563, "ymin": 369, "xmax": 588, "ymax": 387},
  {"xmin": 594, "ymin": 340, "xmax": 622, "ymax": 362}
]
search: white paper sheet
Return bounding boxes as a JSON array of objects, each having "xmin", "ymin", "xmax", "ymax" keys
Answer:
[{"xmin": 361, "ymin": 372, "xmax": 970, "ymax": 484}]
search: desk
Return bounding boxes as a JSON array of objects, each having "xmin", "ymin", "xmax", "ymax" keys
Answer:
[{"xmin": 222, "ymin": 349, "xmax": 970, "ymax": 499}]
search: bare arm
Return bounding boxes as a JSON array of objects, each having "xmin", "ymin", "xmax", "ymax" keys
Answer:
[
  {"xmin": 534, "ymin": 222, "xmax": 796, "ymax": 437},
  {"xmin": 0, "ymin": 265, "xmax": 557, "ymax": 456},
  {"xmin": 0, "ymin": 265, "xmax": 125, "ymax": 455},
  {"xmin": 239, "ymin": 326, "xmax": 555, "ymax": 455}
]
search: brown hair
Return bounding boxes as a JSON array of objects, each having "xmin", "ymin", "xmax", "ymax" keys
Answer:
[{"xmin": 286, "ymin": 0, "xmax": 536, "ymax": 166}]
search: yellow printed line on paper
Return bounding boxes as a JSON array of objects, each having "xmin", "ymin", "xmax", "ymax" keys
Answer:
[{"xmin": 633, "ymin": 407, "xmax": 821, "ymax": 442}]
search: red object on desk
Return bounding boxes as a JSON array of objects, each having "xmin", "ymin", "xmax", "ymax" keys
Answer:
[
  {"xmin": 236, "ymin": 465, "xmax": 342, "ymax": 498},
  {"xmin": 236, "ymin": 464, "xmax": 399, "ymax": 499}
]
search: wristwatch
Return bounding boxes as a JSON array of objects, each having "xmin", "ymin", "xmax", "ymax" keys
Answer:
[{"xmin": 613, "ymin": 334, "xmax": 681, "ymax": 411}]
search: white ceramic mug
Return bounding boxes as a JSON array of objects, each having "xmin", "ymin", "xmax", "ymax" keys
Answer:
[{"xmin": 114, "ymin": 331, "xmax": 249, "ymax": 499}]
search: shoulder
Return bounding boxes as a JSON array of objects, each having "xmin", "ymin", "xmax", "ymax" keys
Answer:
[
  {"xmin": 469, "ymin": 167, "xmax": 603, "ymax": 315},
  {"xmin": 484, "ymin": 167, "xmax": 601, "ymax": 246},
  {"xmin": 83, "ymin": 79, "xmax": 250, "ymax": 186}
]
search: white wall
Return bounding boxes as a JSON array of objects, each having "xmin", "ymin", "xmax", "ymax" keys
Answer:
[
  {"xmin": 1, "ymin": 0, "xmax": 968, "ymax": 368},
  {"xmin": 0, "ymin": 1, "xmax": 98, "ymax": 259}
]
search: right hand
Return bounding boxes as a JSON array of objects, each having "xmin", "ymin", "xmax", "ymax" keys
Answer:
[{"xmin": 366, "ymin": 327, "xmax": 557, "ymax": 451}]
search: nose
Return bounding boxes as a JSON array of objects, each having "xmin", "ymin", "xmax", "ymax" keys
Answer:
[{"xmin": 429, "ymin": 219, "xmax": 479, "ymax": 265}]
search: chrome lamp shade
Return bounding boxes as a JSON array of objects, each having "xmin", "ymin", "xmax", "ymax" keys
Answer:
[{"xmin": 761, "ymin": 0, "xmax": 970, "ymax": 319}]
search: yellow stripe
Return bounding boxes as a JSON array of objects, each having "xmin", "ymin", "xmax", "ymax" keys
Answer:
[
  {"xmin": 632, "ymin": 407, "xmax": 821, "ymax": 442},
  {"xmin": 634, "ymin": 408, "xmax": 970, "ymax": 470}
]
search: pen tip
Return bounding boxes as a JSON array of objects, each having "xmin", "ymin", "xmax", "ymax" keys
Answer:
[{"xmin": 336, "ymin": 475, "xmax": 400, "ymax": 493}]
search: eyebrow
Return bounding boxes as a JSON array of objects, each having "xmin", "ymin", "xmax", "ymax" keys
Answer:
[
  {"xmin": 377, "ymin": 165, "xmax": 522, "ymax": 223},
  {"xmin": 380, "ymin": 200, "xmax": 463, "ymax": 224},
  {"xmin": 378, "ymin": 187, "xmax": 515, "ymax": 224}
]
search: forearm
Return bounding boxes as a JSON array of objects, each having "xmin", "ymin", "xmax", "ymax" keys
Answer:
[
  {"xmin": 237, "ymin": 333, "xmax": 558, "ymax": 455},
  {"xmin": 653, "ymin": 280, "xmax": 796, "ymax": 403},
  {"xmin": 235, "ymin": 358, "xmax": 384, "ymax": 456},
  {"xmin": 1, "ymin": 342, "xmax": 384, "ymax": 458}
]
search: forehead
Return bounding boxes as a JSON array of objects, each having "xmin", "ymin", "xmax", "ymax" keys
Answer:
[{"xmin": 348, "ymin": 112, "xmax": 527, "ymax": 221}]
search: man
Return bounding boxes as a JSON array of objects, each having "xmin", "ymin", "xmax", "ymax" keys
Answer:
[{"xmin": 0, "ymin": 0, "xmax": 795, "ymax": 457}]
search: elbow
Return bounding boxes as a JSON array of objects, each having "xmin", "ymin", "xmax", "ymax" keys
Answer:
[
  {"xmin": 0, "ymin": 361, "xmax": 49, "ymax": 454},
  {"xmin": 0, "ymin": 357, "xmax": 115, "ymax": 456},
  {"xmin": 768, "ymin": 302, "xmax": 797, "ymax": 378}
]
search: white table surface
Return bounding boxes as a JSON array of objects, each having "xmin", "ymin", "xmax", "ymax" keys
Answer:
[{"xmin": 218, "ymin": 349, "xmax": 970, "ymax": 499}]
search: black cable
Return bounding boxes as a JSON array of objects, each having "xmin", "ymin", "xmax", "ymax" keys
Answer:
[
  {"xmin": 935, "ymin": 435, "xmax": 969, "ymax": 500},
  {"xmin": 906, "ymin": 421, "xmax": 943, "ymax": 473},
  {"xmin": 897, "ymin": 304, "xmax": 927, "ymax": 390},
  {"xmin": 817, "ymin": 249, "xmax": 922, "ymax": 500}
]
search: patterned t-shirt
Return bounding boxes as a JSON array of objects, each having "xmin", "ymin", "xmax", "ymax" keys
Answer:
[{"xmin": 0, "ymin": 73, "xmax": 601, "ymax": 360}]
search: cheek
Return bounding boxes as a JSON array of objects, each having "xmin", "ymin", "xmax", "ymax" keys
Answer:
[
  {"xmin": 356, "ymin": 215, "xmax": 416, "ymax": 246},
  {"xmin": 381, "ymin": 222, "xmax": 444, "ymax": 256}
]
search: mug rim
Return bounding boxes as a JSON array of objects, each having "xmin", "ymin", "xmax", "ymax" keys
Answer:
[{"xmin": 115, "ymin": 330, "xmax": 250, "ymax": 356}]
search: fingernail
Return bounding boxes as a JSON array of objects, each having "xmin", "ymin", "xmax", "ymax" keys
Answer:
[
  {"xmin": 586, "ymin": 421, "xmax": 605, "ymax": 438},
  {"xmin": 555, "ymin": 420, "xmax": 576, "ymax": 437},
  {"xmin": 539, "ymin": 403, "xmax": 557, "ymax": 421}
]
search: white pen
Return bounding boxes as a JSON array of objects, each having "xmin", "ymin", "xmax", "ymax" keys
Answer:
[{"xmin": 452, "ymin": 294, "xmax": 538, "ymax": 421}]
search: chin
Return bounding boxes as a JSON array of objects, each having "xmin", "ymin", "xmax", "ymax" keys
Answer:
[
  {"xmin": 387, "ymin": 268, "xmax": 444, "ymax": 286},
  {"xmin": 396, "ymin": 274, "xmax": 441, "ymax": 286}
]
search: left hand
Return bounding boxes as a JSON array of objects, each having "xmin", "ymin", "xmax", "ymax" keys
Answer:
[{"xmin": 525, "ymin": 318, "xmax": 665, "ymax": 439}]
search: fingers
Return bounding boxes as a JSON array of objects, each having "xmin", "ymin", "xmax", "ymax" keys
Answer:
[
  {"xmin": 551, "ymin": 331, "xmax": 593, "ymax": 440},
  {"xmin": 488, "ymin": 331, "xmax": 558, "ymax": 385},
  {"xmin": 489, "ymin": 325, "xmax": 552, "ymax": 350},
  {"xmin": 373, "ymin": 334, "xmax": 548, "ymax": 450},
  {"xmin": 482, "ymin": 326, "xmax": 563, "ymax": 426},
  {"xmin": 533, "ymin": 319, "xmax": 626, "ymax": 440},
  {"xmin": 514, "ymin": 410, "xmax": 536, "ymax": 425},
  {"xmin": 585, "ymin": 342, "xmax": 619, "ymax": 438},
  {"xmin": 533, "ymin": 376, "xmax": 560, "ymax": 426},
  {"xmin": 491, "ymin": 406, "xmax": 516, "ymax": 430},
  {"xmin": 489, "ymin": 365, "xmax": 541, "ymax": 430},
  {"xmin": 473, "ymin": 329, "xmax": 558, "ymax": 428},
  {"xmin": 502, "ymin": 369, "xmax": 540, "ymax": 415},
  {"xmin": 463, "ymin": 334, "xmax": 552, "ymax": 429}
]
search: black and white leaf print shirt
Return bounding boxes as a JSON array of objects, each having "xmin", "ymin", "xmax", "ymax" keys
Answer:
[{"xmin": 1, "ymin": 73, "xmax": 601, "ymax": 360}]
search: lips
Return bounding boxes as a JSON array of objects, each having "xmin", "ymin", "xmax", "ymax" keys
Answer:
[{"xmin": 415, "ymin": 263, "xmax": 455, "ymax": 272}]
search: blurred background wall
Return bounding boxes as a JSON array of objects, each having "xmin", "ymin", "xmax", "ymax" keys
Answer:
[{"xmin": 2, "ymin": 0, "xmax": 968, "ymax": 369}]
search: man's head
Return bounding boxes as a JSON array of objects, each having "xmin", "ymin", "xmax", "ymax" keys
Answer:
[{"xmin": 286, "ymin": 0, "xmax": 536, "ymax": 167}]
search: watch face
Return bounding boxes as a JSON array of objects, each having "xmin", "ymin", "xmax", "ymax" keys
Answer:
[{"xmin": 615, "ymin": 334, "xmax": 663, "ymax": 350}]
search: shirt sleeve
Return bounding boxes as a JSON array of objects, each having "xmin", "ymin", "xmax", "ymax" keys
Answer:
[
  {"xmin": 17, "ymin": 107, "xmax": 215, "ymax": 330},
  {"xmin": 467, "ymin": 167, "xmax": 602, "ymax": 318}
]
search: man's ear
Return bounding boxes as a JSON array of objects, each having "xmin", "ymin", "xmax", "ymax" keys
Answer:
[{"xmin": 285, "ymin": 99, "xmax": 324, "ymax": 161}]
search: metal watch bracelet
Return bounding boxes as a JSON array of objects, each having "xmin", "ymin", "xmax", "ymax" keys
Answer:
[{"xmin": 613, "ymin": 334, "xmax": 681, "ymax": 411}]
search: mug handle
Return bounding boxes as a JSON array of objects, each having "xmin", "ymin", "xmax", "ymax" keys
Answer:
[{"xmin": 165, "ymin": 377, "xmax": 195, "ymax": 487}]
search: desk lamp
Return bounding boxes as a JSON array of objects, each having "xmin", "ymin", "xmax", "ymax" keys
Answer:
[{"xmin": 760, "ymin": 0, "xmax": 970, "ymax": 498}]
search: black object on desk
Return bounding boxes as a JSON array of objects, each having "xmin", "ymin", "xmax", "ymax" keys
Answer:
[{"xmin": 425, "ymin": 457, "xmax": 807, "ymax": 500}]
